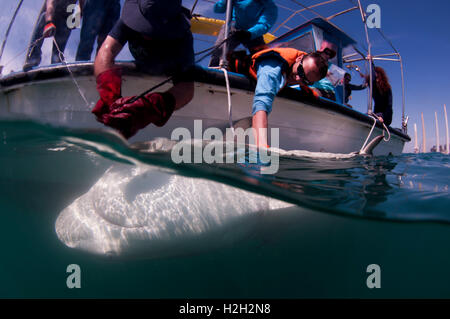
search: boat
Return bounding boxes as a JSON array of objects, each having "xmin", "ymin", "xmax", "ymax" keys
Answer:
[{"xmin": 0, "ymin": 1, "xmax": 411, "ymax": 156}]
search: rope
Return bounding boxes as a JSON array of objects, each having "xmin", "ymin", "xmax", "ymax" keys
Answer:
[
  {"xmin": 381, "ymin": 119, "xmax": 391, "ymax": 142},
  {"xmin": 360, "ymin": 115, "xmax": 377, "ymax": 153},
  {"xmin": 360, "ymin": 113, "xmax": 391, "ymax": 153},
  {"xmin": 52, "ymin": 38, "xmax": 90, "ymax": 107},
  {"xmin": 220, "ymin": 67, "xmax": 234, "ymax": 132},
  {"xmin": 0, "ymin": 34, "xmax": 49, "ymax": 71}
]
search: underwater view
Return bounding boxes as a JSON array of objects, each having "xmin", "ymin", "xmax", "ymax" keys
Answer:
[
  {"xmin": 0, "ymin": 119, "xmax": 449, "ymax": 298},
  {"xmin": 1, "ymin": 0, "xmax": 450, "ymax": 305}
]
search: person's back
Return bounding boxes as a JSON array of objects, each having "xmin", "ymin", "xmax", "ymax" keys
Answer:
[
  {"xmin": 76, "ymin": 0, "xmax": 121, "ymax": 61},
  {"xmin": 209, "ymin": 0, "xmax": 278, "ymax": 67},
  {"xmin": 371, "ymin": 66, "xmax": 393, "ymax": 126},
  {"xmin": 224, "ymin": 0, "xmax": 277, "ymax": 36}
]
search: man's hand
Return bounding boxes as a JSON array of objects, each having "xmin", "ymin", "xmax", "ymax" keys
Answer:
[{"xmin": 43, "ymin": 22, "xmax": 56, "ymax": 38}]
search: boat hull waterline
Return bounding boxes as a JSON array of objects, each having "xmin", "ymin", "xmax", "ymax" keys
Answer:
[{"xmin": 0, "ymin": 64, "xmax": 409, "ymax": 156}]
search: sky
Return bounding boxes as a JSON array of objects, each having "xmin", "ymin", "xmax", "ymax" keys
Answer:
[{"xmin": 0, "ymin": 0, "xmax": 449, "ymax": 153}]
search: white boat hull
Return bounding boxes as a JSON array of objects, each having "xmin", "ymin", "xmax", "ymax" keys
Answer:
[{"xmin": 0, "ymin": 64, "xmax": 409, "ymax": 155}]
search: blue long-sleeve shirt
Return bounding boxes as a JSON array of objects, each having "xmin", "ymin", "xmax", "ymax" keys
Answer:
[
  {"xmin": 214, "ymin": 0, "xmax": 278, "ymax": 40},
  {"xmin": 252, "ymin": 58, "xmax": 285, "ymax": 115}
]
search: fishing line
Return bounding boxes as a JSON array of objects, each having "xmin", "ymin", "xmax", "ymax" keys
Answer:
[
  {"xmin": 53, "ymin": 38, "xmax": 90, "ymax": 107},
  {"xmin": 0, "ymin": 34, "xmax": 48, "ymax": 71}
]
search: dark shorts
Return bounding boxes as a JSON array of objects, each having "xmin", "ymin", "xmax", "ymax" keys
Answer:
[
  {"xmin": 129, "ymin": 32, "xmax": 195, "ymax": 83},
  {"xmin": 110, "ymin": 19, "xmax": 195, "ymax": 83}
]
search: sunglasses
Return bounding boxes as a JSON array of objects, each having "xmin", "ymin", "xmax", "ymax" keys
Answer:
[{"xmin": 296, "ymin": 63, "xmax": 314, "ymax": 86}]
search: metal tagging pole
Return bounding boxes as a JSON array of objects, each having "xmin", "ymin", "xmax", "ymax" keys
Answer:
[
  {"xmin": 0, "ymin": 0, "xmax": 25, "ymax": 75},
  {"xmin": 219, "ymin": 0, "xmax": 233, "ymax": 69},
  {"xmin": 357, "ymin": 0, "xmax": 373, "ymax": 114}
]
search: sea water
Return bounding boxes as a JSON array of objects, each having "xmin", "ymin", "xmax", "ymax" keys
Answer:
[{"xmin": 0, "ymin": 119, "xmax": 449, "ymax": 298}]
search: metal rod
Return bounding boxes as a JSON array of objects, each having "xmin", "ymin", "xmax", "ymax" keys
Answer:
[
  {"xmin": 346, "ymin": 57, "xmax": 401, "ymax": 62},
  {"xmin": 435, "ymin": 111, "xmax": 440, "ymax": 152},
  {"xmin": 219, "ymin": 0, "xmax": 233, "ymax": 68},
  {"xmin": 444, "ymin": 104, "xmax": 449, "ymax": 155},
  {"xmin": 273, "ymin": 0, "xmax": 340, "ymax": 33},
  {"xmin": 0, "ymin": 0, "xmax": 25, "ymax": 65},
  {"xmin": 414, "ymin": 123, "xmax": 419, "ymax": 153},
  {"xmin": 421, "ymin": 112, "xmax": 427, "ymax": 153},
  {"xmin": 372, "ymin": 57, "xmax": 401, "ymax": 62},
  {"xmin": 399, "ymin": 55, "xmax": 407, "ymax": 133},
  {"xmin": 327, "ymin": 6, "xmax": 359, "ymax": 21},
  {"xmin": 352, "ymin": 45, "xmax": 367, "ymax": 59},
  {"xmin": 343, "ymin": 53, "xmax": 359, "ymax": 60},
  {"xmin": 357, "ymin": 0, "xmax": 373, "ymax": 114},
  {"xmin": 372, "ymin": 53, "xmax": 399, "ymax": 58},
  {"xmin": 190, "ymin": 0, "xmax": 200, "ymax": 14},
  {"xmin": 344, "ymin": 57, "xmax": 368, "ymax": 63}
]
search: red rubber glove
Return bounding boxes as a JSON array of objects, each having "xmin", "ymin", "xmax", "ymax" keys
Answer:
[
  {"xmin": 100, "ymin": 92, "xmax": 176, "ymax": 139},
  {"xmin": 43, "ymin": 22, "xmax": 56, "ymax": 38},
  {"xmin": 92, "ymin": 68, "xmax": 122, "ymax": 120}
]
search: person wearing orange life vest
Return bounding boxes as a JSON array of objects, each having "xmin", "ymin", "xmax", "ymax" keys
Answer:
[
  {"xmin": 248, "ymin": 47, "xmax": 329, "ymax": 148},
  {"xmin": 92, "ymin": 0, "xmax": 194, "ymax": 139}
]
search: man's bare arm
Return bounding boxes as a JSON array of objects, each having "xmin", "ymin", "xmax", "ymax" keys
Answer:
[
  {"xmin": 94, "ymin": 36, "xmax": 124, "ymax": 76},
  {"xmin": 45, "ymin": 0, "xmax": 57, "ymax": 22}
]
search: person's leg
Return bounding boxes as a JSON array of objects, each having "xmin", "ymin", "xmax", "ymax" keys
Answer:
[
  {"xmin": 244, "ymin": 36, "xmax": 266, "ymax": 55},
  {"xmin": 51, "ymin": 15, "xmax": 73, "ymax": 64},
  {"xmin": 23, "ymin": 5, "xmax": 46, "ymax": 70},
  {"xmin": 96, "ymin": 0, "xmax": 120, "ymax": 57},
  {"xmin": 208, "ymin": 25, "xmax": 240, "ymax": 67},
  {"xmin": 76, "ymin": 0, "xmax": 104, "ymax": 61}
]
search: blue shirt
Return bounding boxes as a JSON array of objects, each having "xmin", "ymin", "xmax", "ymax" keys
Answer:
[
  {"xmin": 310, "ymin": 78, "xmax": 335, "ymax": 93},
  {"xmin": 214, "ymin": 0, "xmax": 278, "ymax": 39},
  {"xmin": 252, "ymin": 58, "xmax": 285, "ymax": 115}
]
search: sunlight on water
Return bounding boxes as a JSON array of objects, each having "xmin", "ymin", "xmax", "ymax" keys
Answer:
[{"xmin": 1, "ymin": 119, "xmax": 450, "ymax": 298}]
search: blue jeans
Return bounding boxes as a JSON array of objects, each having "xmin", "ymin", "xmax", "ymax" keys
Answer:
[
  {"xmin": 75, "ymin": 0, "xmax": 120, "ymax": 61},
  {"xmin": 25, "ymin": 1, "xmax": 74, "ymax": 66}
]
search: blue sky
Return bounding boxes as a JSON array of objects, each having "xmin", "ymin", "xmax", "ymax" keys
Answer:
[{"xmin": 1, "ymin": 0, "xmax": 449, "ymax": 153}]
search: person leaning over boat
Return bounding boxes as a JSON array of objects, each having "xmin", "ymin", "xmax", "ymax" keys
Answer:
[
  {"xmin": 248, "ymin": 47, "xmax": 329, "ymax": 148},
  {"xmin": 23, "ymin": 0, "xmax": 82, "ymax": 72},
  {"xmin": 75, "ymin": 0, "xmax": 121, "ymax": 61},
  {"xmin": 91, "ymin": 0, "xmax": 194, "ymax": 139},
  {"xmin": 309, "ymin": 41, "xmax": 338, "ymax": 101},
  {"xmin": 367, "ymin": 64, "xmax": 393, "ymax": 126},
  {"xmin": 209, "ymin": 0, "xmax": 278, "ymax": 67},
  {"xmin": 343, "ymin": 72, "xmax": 367, "ymax": 106}
]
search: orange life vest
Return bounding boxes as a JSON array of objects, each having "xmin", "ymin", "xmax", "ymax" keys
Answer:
[{"xmin": 249, "ymin": 47, "xmax": 307, "ymax": 80}]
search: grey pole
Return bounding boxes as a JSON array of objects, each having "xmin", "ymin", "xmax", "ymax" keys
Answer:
[
  {"xmin": 220, "ymin": 0, "xmax": 233, "ymax": 68},
  {"xmin": 0, "ymin": 0, "xmax": 25, "ymax": 75},
  {"xmin": 357, "ymin": 0, "xmax": 373, "ymax": 114}
]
